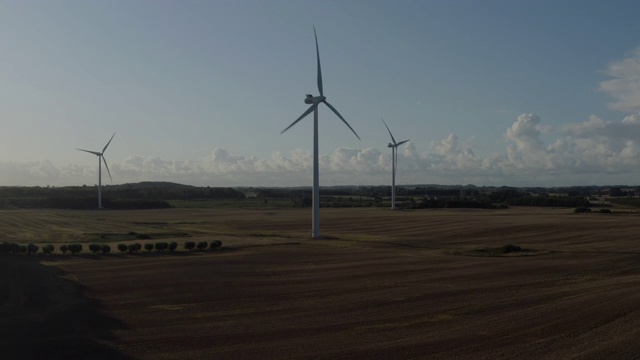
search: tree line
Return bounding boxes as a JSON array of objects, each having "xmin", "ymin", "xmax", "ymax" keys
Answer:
[
  {"xmin": 0, "ymin": 240, "xmax": 223, "ymax": 255},
  {"xmin": 4, "ymin": 182, "xmax": 632, "ymax": 210}
]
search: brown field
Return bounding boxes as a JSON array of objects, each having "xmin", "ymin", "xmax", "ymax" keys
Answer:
[{"xmin": 3, "ymin": 207, "xmax": 640, "ymax": 359}]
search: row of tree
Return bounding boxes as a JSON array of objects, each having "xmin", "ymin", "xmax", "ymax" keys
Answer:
[
  {"xmin": 0, "ymin": 240, "xmax": 223, "ymax": 255},
  {"xmin": 253, "ymin": 185, "xmax": 595, "ymax": 209}
]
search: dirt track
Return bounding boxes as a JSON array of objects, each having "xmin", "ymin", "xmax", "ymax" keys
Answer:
[{"xmin": 4, "ymin": 207, "xmax": 640, "ymax": 359}]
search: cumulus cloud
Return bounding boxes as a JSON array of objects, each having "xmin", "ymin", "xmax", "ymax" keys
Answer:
[
  {"xmin": 6, "ymin": 111, "xmax": 640, "ymax": 187},
  {"xmin": 560, "ymin": 114, "xmax": 640, "ymax": 140},
  {"xmin": 501, "ymin": 112, "xmax": 640, "ymax": 179},
  {"xmin": 425, "ymin": 134, "xmax": 480, "ymax": 174},
  {"xmin": 506, "ymin": 114, "xmax": 544, "ymax": 152},
  {"xmin": 600, "ymin": 48, "xmax": 640, "ymax": 112}
]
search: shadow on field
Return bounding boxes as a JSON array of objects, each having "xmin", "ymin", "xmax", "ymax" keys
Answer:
[
  {"xmin": 0, "ymin": 255, "xmax": 132, "ymax": 360},
  {"xmin": 552, "ymin": 249, "xmax": 640, "ymax": 255},
  {"xmin": 44, "ymin": 251, "xmax": 220, "ymax": 260}
]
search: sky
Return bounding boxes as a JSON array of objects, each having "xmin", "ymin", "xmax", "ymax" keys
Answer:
[{"xmin": 2, "ymin": 0, "xmax": 640, "ymax": 187}]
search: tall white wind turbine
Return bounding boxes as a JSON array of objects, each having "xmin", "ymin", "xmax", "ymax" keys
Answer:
[
  {"xmin": 281, "ymin": 27, "xmax": 360, "ymax": 239},
  {"xmin": 382, "ymin": 119, "xmax": 409, "ymax": 210},
  {"xmin": 77, "ymin": 133, "xmax": 115, "ymax": 209}
]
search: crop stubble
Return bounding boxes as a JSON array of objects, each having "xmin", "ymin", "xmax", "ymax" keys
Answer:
[{"xmin": 4, "ymin": 207, "xmax": 640, "ymax": 359}]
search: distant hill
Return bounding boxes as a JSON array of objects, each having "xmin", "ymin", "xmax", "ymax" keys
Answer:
[
  {"xmin": 112, "ymin": 181, "xmax": 197, "ymax": 190},
  {"xmin": 0, "ymin": 181, "xmax": 244, "ymax": 210}
]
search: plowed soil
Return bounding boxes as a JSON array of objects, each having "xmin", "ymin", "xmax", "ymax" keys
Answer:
[{"xmin": 4, "ymin": 207, "xmax": 640, "ymax": 359}]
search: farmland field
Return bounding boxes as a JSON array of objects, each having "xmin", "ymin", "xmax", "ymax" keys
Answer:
[{"xmin": 3, "ymin": 207, "xmax": 640, "ymax": 359}]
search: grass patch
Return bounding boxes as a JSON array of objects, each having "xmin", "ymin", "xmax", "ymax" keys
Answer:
[
  {"xmin": 167, "ymin": 198, "xmax": 294, "ymax": 208},
  {"xmin": 468, "ymin": 244, "xmax": 534, "ymax": 257},
  {"xmin": 131, "ymin": 222, "xmax": 169, "ymax": 228},
  {"xmin": 246, "ymin": 233, "xmax": 293, "ymax": 238}
]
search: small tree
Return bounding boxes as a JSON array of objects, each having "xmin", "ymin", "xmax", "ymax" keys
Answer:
[
  {"xmin": 502, "ymin": 244, "xmax": 522, "ymax": 253},
  {"xmin": 19, "ymin": 245, "xmax": 27, "ymax": 254},
  {"xmin": 144, "ymin": 243, "xmax": 154, "ymax": 252},
  {"xmin": 127, "ymin": 244, "xmax": 138, "ymax": 253},
  {"xmin": 196, "ymin": 241, "xmax": 208, "ymax": 251},
  {"xmin": 60, "ymin": 244, "xmax": 68, "ymax": 254},
  {"xmin": 209, "ymin": 240, "xmax": 222, "ymax": 250},
  {"xmin": 101, "ymin": 245, "xmax": 111, "ymax": 254},
  {"xmin": 154, "ymin": 242, "xmax": 168, "ymax": 252},
  {"xmin": 27, "ymin": 243, "xmax": 39, "ymax": 255},
  {"xmin": 2, "ymin": 242, "xmax": 16, "ymax": 253},
  {"xmin": 89, "ymin": 244, "xmax": 101, "ymax": 253},
  {"xmin": 0, "ymin": 242, "xmax": 15, "ymax": 253},
  {"xmin": 168, "ymin": 242, "xmax": 178, "ymax": 252},
  {"xmin": 42, "ymin": 244, "xmax": 55, "ymax": 255},
  {"xmin": 68, "ymin": 244, "xmax": 83, "ymax": 254},
  {"xmin": 118, "ymin": 244, "xmax": 128, "ymax": 253}
]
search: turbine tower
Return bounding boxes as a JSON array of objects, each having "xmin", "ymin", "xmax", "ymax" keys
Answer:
[
  {"xmin": 382, "ymin": 119, "xmax": 409, "ymax": 210},
  {"xmin": 77, "ymin": 133, "xmax": 115, "ymax": 209},
  {"xmin": 281, "ymin": 27, "xmax": 360, "ymax": 239}
]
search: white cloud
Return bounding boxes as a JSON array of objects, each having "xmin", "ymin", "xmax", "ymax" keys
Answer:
[
  {"xmin": 560, "ymin": 114, "xmax": 640, "ymax": 140},
  {"xmin": 505, "ymin": 113, "xmax": 545, "ymax": 152},
  {"xmin": 502, "ymin": 112, "xmax": 640, "ymax": 178},
  {"xmin": 600, "ymin": 48, "xmax": 640, "ymax": 112},
  {"xmin": 5, "ymin": 112, "xmax": 640, "ymax": 187}
]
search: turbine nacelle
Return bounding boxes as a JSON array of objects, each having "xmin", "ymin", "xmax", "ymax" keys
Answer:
[
  {"xmin": 388, "ymin": 143, "xmax": 395, "ymax": 148},
  {"xmin": 304, "ymin": 94, "xmax": 326, "ymax": 104}
]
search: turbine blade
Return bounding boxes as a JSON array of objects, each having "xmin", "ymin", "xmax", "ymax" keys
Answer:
[
  {"xmin": 381, "ymin": 118, "xmax": 397, "ymax": 145},
  {"xmin": 77, "ymin": 148, "xmax": 101, "ymax": 156},
  {"xmin": 102, "ymin": 132, "xmax": 116, "ymax": 153},
  {"xmin": 101, "ymin": 155, "xmax": 113, "ymax": 182},
  {"xmin": 281, "ymin": 104, "xmax": 317, "ymax": 134},
  {"xmin": 314, "ymin": 26, "xmax": 323, "ymax": 97},
  {"xmin": 397, "ymin": 139, "xmax": 410, "ymax": 146},
  {"xmin": 324, "ymin": 101, "xmax": 360, "ymax": 141}
]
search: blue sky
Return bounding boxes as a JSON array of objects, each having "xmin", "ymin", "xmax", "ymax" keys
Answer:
[{"xmin": 2, "ymin": 0, "xmax": 640, "ymax": 187}]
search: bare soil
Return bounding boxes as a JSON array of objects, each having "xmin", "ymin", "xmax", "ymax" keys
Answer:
[{"xmin": 3, "ymin": 207, "xmax": 640, "ymax": 359}]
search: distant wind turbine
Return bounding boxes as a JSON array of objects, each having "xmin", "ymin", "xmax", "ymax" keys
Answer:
[
  {"xmin": 281, "ymin": 27, "xmax": 360, "ymax": 239},
  {"xmin": 77, "ymin": 133, "xmax": 115, "ymax": 209},
  {"xmin": 382, "ymin": 119, "xmax": 409, "ymax": 210}
]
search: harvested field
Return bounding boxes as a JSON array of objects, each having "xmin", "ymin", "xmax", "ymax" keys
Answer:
[{"xmin": 3, "ymin": 207, "xmax": 640, "ymax": 359}]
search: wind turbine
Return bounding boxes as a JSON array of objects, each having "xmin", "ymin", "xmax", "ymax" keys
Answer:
[
  {"xmin": 77, "ymin": 133, "xmax": 115, "ymax": 209},
  {"xmin": 382, "ymin": 119, "xmax": 409, "ymax": 210},
  {"xmin": 281, "ymin": 27, "xmax": 360, "ymax": 239}
]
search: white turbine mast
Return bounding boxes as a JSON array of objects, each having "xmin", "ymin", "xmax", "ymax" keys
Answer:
[
  {"xmin": 382, "ymin": 119, "xmax": 409, "ymax": 210},
  {"xmin": 281, "ymin": 26, "xmax": 360, "ymax": 239},
  {"xmin": 77, "ymin": 133, "xmax": 115, "ymax": 209}
]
